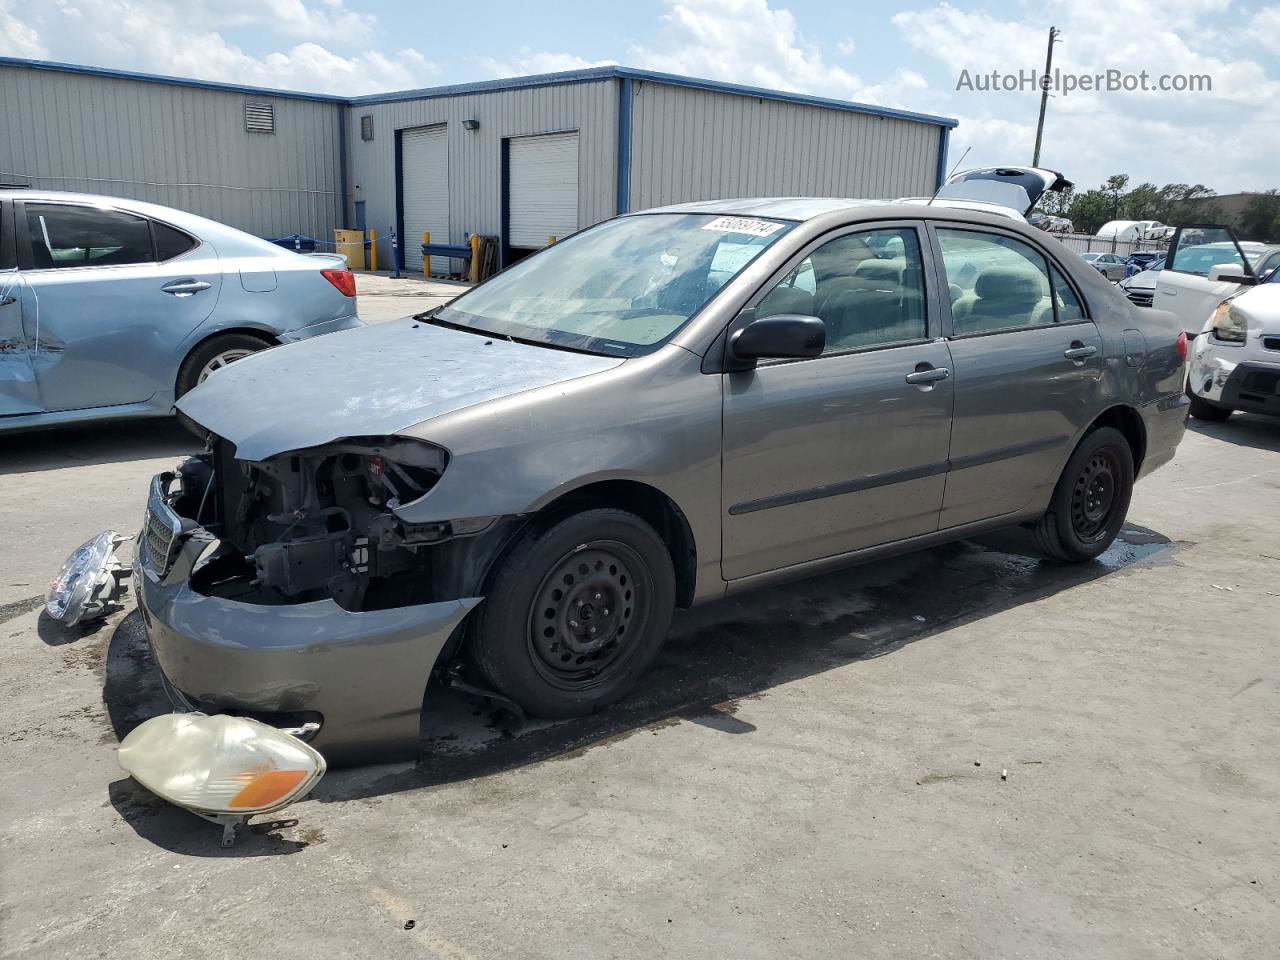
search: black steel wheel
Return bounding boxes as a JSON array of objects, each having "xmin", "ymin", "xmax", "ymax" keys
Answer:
[
  {"xmin": 470, "ymin": 508, "xmax": 676, "ymax": 717},
  {"xmin": 1034, "ymin": 425, "xmax": 1135, "ymax": 563},
  {"xmin": 1069, "ymin": 448, "xmax": 1121, "ymax": 543}
]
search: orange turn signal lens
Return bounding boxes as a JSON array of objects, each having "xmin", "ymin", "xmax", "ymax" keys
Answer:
[{"xmin": 229, "ymin": 769, "xmax": 309, "ymax": 809}]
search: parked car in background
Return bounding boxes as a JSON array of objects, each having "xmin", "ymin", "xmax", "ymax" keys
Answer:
[
  {"xmin": 1153, "ymin": 225, "xmax": 1280, "ymax": 336},
  {"xmin": 0, "ymin": 191, "xmax": 361, "ymax": 433},
  {"xmin": 1125, "ymin": 251, "xmax": 1162, "ymax": 276},
  {"xmin": 1080, "ymin": 251, "xmax": 1128, "ymax": 281},
  {"xmin": 111, "ymin": 197, "xmax": 1188, "ymax": 765},
  {"xmin": 1186, "ymin": 265, "xmax": 1280, "ymax": 421},
  {"xmin": 1118, "ymin": 256, "xmax": 1166, "ymax": 307}
]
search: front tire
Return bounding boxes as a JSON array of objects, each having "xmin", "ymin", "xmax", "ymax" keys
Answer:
[
  {"xmin": 470, "ymin": 508, "xmax": 676, "ymax": 718},
  {"xmin": 1187, "ymin": 390, "xmax": 1232, "ymax": 422},
  {"xmin": 1034, "ymin": 426, "xmax": 1135, "ymax": 563}
]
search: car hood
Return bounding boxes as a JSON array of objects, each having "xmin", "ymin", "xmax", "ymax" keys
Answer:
[
  {"xmin": 176, "ymin": 318, "xmax": 625, "ymax": 460},
  {"xmin": 1233, "ymin": 283, "xmax": 1280, "ymax": 333},
  {"xmin": 1121, "ymin": 269, "xmax": 1160, "ymax": 290}
]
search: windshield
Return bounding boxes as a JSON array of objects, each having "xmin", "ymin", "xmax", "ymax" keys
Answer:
[{"xmin": 436, "ymin": 213, "xmax": 795, "ymax": 356}]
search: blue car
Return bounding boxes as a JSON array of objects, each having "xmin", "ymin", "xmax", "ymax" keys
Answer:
[{"xmin": 0, "ymin": 191, "xmax": 362, "ymax": 433}]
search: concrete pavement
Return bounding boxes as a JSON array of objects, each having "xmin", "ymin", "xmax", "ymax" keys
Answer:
[{"xmin": 2, "ymin": 415, "xmax": 1278, "ymax": 958}]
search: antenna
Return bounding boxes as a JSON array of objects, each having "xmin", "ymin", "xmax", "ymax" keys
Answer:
[{"xmin": 926, "ymin": 146, "xmax": 971, "ymax": 206}]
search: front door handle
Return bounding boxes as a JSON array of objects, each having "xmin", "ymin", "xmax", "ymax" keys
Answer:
[
  {"xmin": 905, "ymin": 366, "xmax": 951, "ymax": 385},
  {"xmin": 1064, "ymin": 344, "xmax": 1098, "ymax": 361},
  {"xmin": 161, "ymin": 279, "xmax": 211, "ymax": 297}
]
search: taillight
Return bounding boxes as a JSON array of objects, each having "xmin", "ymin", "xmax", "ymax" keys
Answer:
[
  {"xmin": 1176, "ymin": 331, "xmax": 1188, "ymax": 362},
  {"xmin": 321, "ymin": 268, "xmax": 356, "ymax": 297}
]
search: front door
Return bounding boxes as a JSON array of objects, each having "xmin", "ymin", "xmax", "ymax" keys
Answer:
[
  {"xmin": 1155, "ymin": 225, "xmax": 1256, "ymax": 335},
  {"xmin": 0, "ymin": 200, "xmax": 41, "ymax": 416},
  {"xmin": 16, "ymin": 200, "xmax": 221, "ymax": 412},
  {"xmin": 932, "ymin": 224, "xmax": 1104, "ymax": 527},
  {"xmin": 721, "ymin": 224, "xmax": 954, "ymax": 580}
]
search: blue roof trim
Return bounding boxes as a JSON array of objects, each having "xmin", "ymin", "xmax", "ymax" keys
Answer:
[
  {"xmin": 1, "ymin": 56, "xmax": 957, "ymax": 129},
  {"xmin": 0, "ymin": 56, "xmax": 347, "ymax": 103}
]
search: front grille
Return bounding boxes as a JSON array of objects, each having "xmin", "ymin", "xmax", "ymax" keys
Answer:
[
  {"xmin": 1126, "ymin": 289, "xmax": 1154, "ymax": 308},
  {"xmin": 1263, "ymin": 336, "xmax": 1280, "ymax": 352},
  {"xmin": 144, "ymin": 506, "xmax": 178, "ymax": 575},
  {"xmin": 1240, "ymin": 369, "xmax": 1280, "ymax": 398}
]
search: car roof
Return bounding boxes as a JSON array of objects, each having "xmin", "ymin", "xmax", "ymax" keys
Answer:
[{"xmin": 633, "ymin": 196, "xmax": 1029, "ymax": 225}]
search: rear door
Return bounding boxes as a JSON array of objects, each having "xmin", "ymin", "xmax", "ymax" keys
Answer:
[
  {"xmin": 720, "ymin": 222, "xmax": 954, "ymax": 579},
  {"xmin": 1155, "ymin": 225, "xmax": 1256, "ymax": 335},
  {"xmin": 0, "ymin": 198, "xmax": 43, "ymax": 416},
  {"xmin": 16, "ymin": 200, "xmax": 221, "ymax": 412},
  {"xmin": 931, "ymin": 223, "xmax": 1104, "ymax": 528}
]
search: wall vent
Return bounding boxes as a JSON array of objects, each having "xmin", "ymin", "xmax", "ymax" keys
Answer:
[
  {"xmin": 245, "ymin": 102, "xmax": 275, "ymax": 133},
  {"xmin": 360, "ymin": 114, "xmax": 374, "ymax": 141}
]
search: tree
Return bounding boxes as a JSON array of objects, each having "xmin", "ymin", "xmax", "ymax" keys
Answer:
[
  {"xmin": 1104, "ymin": 174, "xmax": 1130, "ymax": 221},
  {"xmin": 1239, "ymin": 191, "xmax": 1280, "ymax": 243},
  {"xmin": 1121, "ymin": 183, "xmax": 1161, "ymax": 220},
  {"xmin": 1067, "ymin": 190, "xmax": 1113, "ymax": 235}
]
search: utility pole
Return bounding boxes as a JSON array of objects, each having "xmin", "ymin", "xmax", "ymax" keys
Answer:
[{"xmin": 1031, "ymin": 26, "xmax": 1061, "ymax": 167}]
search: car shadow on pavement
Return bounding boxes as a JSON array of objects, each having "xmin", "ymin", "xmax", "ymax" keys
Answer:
[
  {"xmin": 1186, "ymin": 414, "xmax": 1280, "ymax": 453},
  {"xmin": 97, "ymin": 521, "xmax": 1177, "ymax": 855},
  {"xmin": 0, "ymin": 418, "xmax": 197, "ymax": 475}
]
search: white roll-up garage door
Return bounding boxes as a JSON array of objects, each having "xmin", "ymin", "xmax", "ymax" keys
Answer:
[
  {"xmin": 401, "ymin": 125, "xmax": 449, "ymax": 274},
  {"xmin": 508, "ymin": 132, "xmax": 579, "ymax": 249}
]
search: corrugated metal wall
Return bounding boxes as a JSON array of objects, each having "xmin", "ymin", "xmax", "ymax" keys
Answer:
[
  {"xmin": 0, "ymin": 64, "xmax": 344, "ymax": 241},
  {"xmin": 628, "ymin": 82, "xmax": 943, "ymax": 210},
  {"xmin": 347, "ymin": 81, "xmax": 617, "ymax": 251}
]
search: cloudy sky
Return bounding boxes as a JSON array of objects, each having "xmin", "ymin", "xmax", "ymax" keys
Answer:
[{"xmin": 2, "ymin": 0, "xmax": 1276, "ymax": 193}]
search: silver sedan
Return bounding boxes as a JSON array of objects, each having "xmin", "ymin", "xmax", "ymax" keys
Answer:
[
  {"xmin": 1080, "ymin": 251, "xmax": 1128, "ymax": 281},
  {"xmin": 0, "ymin": 190, "xmax": 361, "ymax": 432}
]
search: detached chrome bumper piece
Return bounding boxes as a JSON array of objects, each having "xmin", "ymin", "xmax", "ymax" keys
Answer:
[{"xmin": 137, "ymin": 472, "xmax": 482, "ymax": 764}]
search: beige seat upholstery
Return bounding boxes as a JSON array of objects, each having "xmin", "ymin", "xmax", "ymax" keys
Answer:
[{"xmin": 956, "ymin": 267, "xmax": 1049, "ymax": 335}]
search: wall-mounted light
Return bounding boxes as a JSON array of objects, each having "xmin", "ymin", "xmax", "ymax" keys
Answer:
[{"xmin": 462, "ymin": 119, "xmax": 480, "ymax": 131}]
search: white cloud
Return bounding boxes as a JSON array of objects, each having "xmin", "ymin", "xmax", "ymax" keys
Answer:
[
  {"xmin": 11, "ymin": 0, "xmax": 435, "ymax": 95},
  {"xmin": 0, "ymin": 0, "xmax": 47, "ymax": 58},
  {"xmin": 477, "ymin": 49, "xmax": 616, "ymax": 78},
  {"xmin": 891, "ymin": 1, "xmax": 1280, "ymax": 191},
  {"xmin": 836, "ymin": 38, "xmax": 856, "ymax": 56}
]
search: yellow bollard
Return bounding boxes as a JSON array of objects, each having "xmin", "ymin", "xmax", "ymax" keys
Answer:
[
  {"xmin": 469, "ymin": 233, "xmax": 481, "ymax": 284},
  {"xmin": 423, "ymin": 232, "xmax": 430, "ymax": 278},
  {"xmin": 368, "ymin": 229, "xmax": 378, "ymax": 272}
]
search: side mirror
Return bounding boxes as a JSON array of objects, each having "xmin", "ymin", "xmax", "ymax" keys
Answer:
[
  {"xmin": 729, "ymin": 314, "xmax": 826, "ymax": 362},
  {"xmin": 1208, "ymin": 263, "xmax": 1250, "ymax": 284}
]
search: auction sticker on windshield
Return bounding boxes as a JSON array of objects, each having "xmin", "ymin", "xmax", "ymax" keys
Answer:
[{"xmin": 701, "ymin": 216, "xmax": 785, "ymax": 237}]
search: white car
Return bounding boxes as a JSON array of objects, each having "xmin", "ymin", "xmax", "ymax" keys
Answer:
[
  {"xmin": 1153, "ymin": 225, "xmax": 1280, "ymax": 337},
  {"xmin": 1187, "ymin": 267, "xmax": 1280, "ymax": 422}
]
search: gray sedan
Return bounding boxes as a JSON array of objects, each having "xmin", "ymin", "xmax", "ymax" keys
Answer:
[
  {"xmin": 132, "ymin": 199, "xmax": 1189, "ymax": 763},
  {"xmin": 0, "ymin": 190, "xmax": 360, "ymax": 432},
  {"xmin": 1080, "ymin": 251, "xmax": 1128, "ymax": 281}
]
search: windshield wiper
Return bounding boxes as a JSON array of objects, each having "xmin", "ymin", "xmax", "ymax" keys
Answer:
[{"xmin": 416, "ymin": 312, "xmax": 605, "ymax": 356}]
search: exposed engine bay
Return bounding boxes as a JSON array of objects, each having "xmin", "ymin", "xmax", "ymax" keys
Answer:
[{"xmin": 169, "ymin": 435, "xmax": 514, "ymax": 611}]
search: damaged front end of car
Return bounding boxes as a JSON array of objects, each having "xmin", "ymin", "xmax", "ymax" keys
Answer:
[{"xmin": 134, "ymin": 432, "xmax": 513, "ymax": 766}]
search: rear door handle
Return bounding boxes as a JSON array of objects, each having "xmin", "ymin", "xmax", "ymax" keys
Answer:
[
  {"xmin": 905, "ymin": 366, "xmax": 950, "ymax": 384},
  {"xmin": 161, "ymin": 279, "xmax": 211, "ymax": 297},
  {"xmin": 1064, "ymin": 344, "xmax": 1098, "ymax": 361}
]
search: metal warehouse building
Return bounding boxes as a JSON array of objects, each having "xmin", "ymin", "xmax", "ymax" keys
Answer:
[{"xmin": 1, "ymin": 57, "xmax": 956, "ymax": 273}]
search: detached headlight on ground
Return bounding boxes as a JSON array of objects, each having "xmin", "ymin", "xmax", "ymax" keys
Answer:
[
  {"xmin": 45, "ymin": 531, "xmax": 132, "ymax": 626},
  {"xmin": 118, "ymin": 713, "xmax": 327, "ymax": 847}
]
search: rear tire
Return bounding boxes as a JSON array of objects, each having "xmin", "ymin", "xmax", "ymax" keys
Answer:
[
  {"xmin": 1034, "ymin": 426, "xmax": 1134, "ymax": 563},
  {"xmin": 470, "ymin": 508, "xmax": 676, "ymax": 718},
  {"xmin": 176, "ymin": 333, "xmax": 271, "ymax": 399}
]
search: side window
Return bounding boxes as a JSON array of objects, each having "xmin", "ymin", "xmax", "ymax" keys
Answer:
[
  {"xmin": 756, "ymin": 227, "xmax": 927, "ymax": 355},
  {"xmin": 1051, "ymin": 265, "xmax": 1085, "ymax": 322},
  {"xmin": 153, "ymin": 222, "xmax": 198, "ymax": 261},
  {"xmin": 936, "ymin": 228, "xmax": 1054, "ymax": 335},
  {"xmin": 25, "ymin": 204, "xmax": 154, "ymax": 269},
  {"xmin": 1169, "ymin": 228, "xmax": 1247, "ymax": 276}
]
